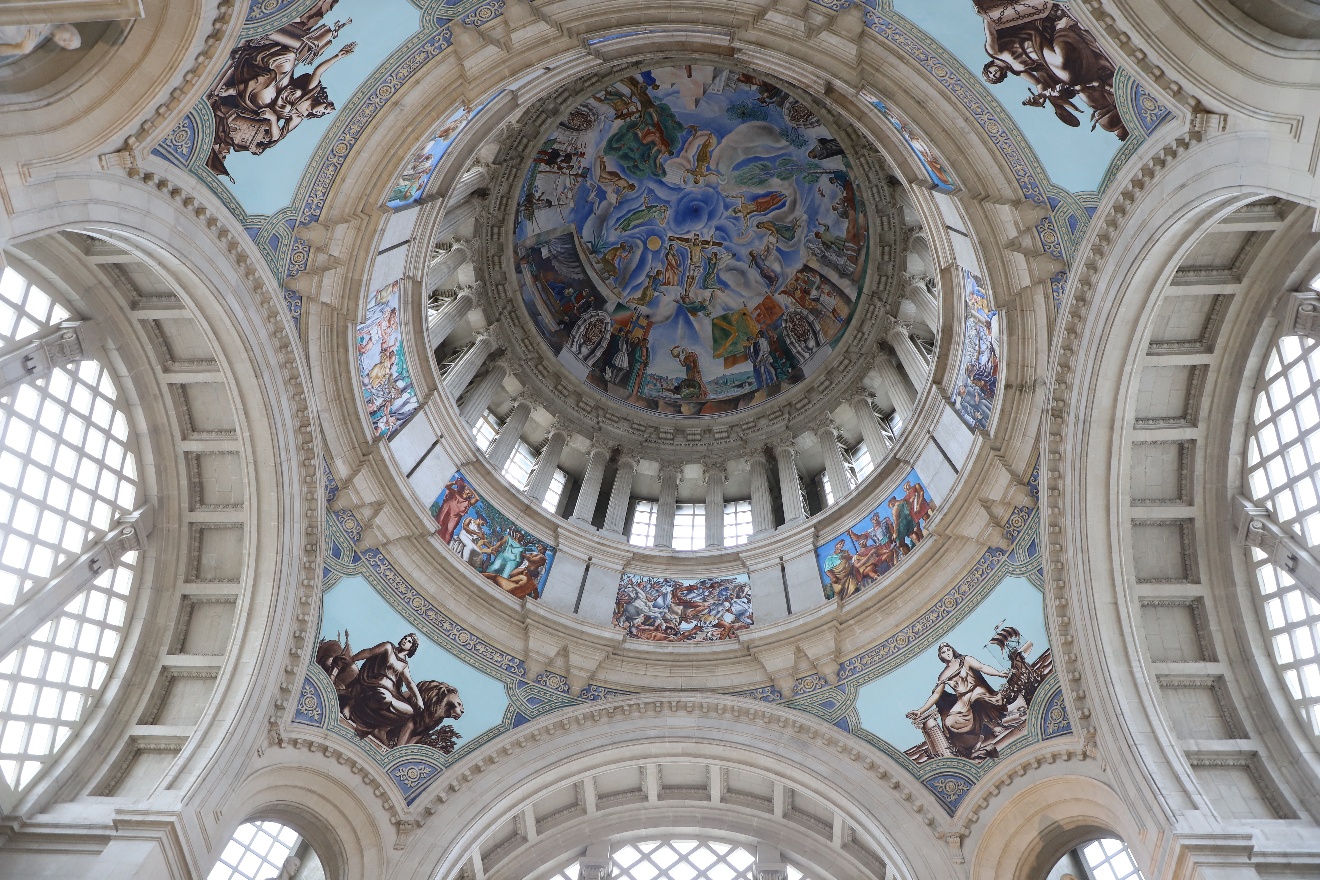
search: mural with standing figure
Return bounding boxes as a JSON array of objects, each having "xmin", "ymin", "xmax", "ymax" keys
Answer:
[
  {"xmin": 430, "ymin": 472, "xmax": 556, "ymax": 599},
  {"xmin": 870, "ymin": 98, "xmax": 955, "ymax": 193},
  {"xmin": 817, "ymin": 470, "xmax": 935, "ymax": 600},
  {"xmin": 356, "ymin": 280, "xmax": 419, "ymax": 437},
  {"xmin": 951, "ymin": 269, "xmax": 999, "ymax": 430},
  {"xmin": 613, "ymin": 573, "xmax": 753, "ymax": 642},
  {"xmin": 514, "ymin": 65, "xmax": 868, "ymax": 416}
]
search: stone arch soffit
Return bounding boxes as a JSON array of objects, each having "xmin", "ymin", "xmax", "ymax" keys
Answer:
[{"xmin": 1, "ymin": 177, "xmax": 324, "ymax": 801}]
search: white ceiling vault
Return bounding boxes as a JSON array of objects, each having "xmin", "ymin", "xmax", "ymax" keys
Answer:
[{"xmin": 1, "ymin": 1, "xmax": 1320, "ymax": 879}]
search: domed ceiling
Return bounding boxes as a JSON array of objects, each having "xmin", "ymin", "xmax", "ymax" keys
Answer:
[{"xmin": 513, "ymin": 66, "xmax": 867, "ymax": 417}]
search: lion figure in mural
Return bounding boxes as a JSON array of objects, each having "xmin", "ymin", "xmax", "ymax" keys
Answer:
[{"xmin": 316, "ymin": 631, "xmax": 464, "ymax": 753}]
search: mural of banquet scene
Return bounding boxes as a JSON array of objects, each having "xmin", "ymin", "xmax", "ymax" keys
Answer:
[
  {"xmin": 817, "ymin": 471, "xmax": 935, "ymax": 600},
  {"xmin": 430, "ymin": 472, "xmax": 556, "ymax": 599},
  {"xmin": 950, "ymin": 269, "xmax": 999, "ymax": 431},
  {"xmin": 854, "ymin": 576, "xmax": 1056, "ymax": 766},
  {"xmin": 514, "ymin": 65, "xmax": 869, "ymax": 417},
  {"xmin": 613, "ymin": 573, "xmax": 753, "ymax": 642},
  {"xmin": 356, "ymin": 280, "xmax": 419, "ymax": 438}
]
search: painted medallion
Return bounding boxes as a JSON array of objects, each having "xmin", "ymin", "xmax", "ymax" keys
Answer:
[{"xmin": 514, "ymin": 66, "xmax": 868, "ymax": 417}]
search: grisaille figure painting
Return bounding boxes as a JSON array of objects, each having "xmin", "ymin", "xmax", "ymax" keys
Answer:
[
  {"xmin": 205, "ymin": 0, "xmax": 357, "ymax": 178},
  {"xmin": 316, "ymin": 631, "xmax": 464, "ymax": 753},
  {"xmin": 431, "ymin": 472, "xmax": 556, "ymax": 599},
  {"xmin": 613, "ymin": 573, "xmax": 753, "ymax": 642},
  {"xmin": 904, "ymin": 622, "xmax": 1052, "ymax": 762},
  {"xmin": 514, "ymin": 65, "xmax": 869, "ymax": 416},
  {"xmin": 816, "ymin": 471, "xmax": 935, "ymax": 600},
  {"xmin": 974, "ymin": 0, "xmax": 1126, "ymax": 139}
]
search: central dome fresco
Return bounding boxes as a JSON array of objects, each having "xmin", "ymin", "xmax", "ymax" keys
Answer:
[{"xmin": 514, "ymin": 65, "xmax": 869, "ymax": 417}]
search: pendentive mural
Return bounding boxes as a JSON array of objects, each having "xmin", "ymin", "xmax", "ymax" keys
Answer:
[
  {"xmin": 613, "ymin": 572, "xmax": 754, "ymax": 642},
  {"xmin": 514, "ymin": 65, "xmax": 868, "ymax": 417},
  {"xmin": 950, "ymin": 269, "xmax": 999, "ymax": 431},
  {"xmin": 430, "ymin": 472, "xmax": 556, "ymax": 599},
  {"xmin": 817, "ymin": 470, "xmax": 936, "ymax": 600},
  {"xmin": 356, "ymin": 280, "xmax": 419, "ymax": 438}
]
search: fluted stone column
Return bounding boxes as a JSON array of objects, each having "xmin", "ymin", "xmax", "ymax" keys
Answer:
[
  {"xmin": 434, "ymin": 192, "xmax": 485, "ymax": 242},
  {"xmin": 525, "ymin": 420, "xmax": 568, "ymax": 503},
  {"xmin": 443, "ymin": 330, "xmax": 495, "ymax": 397},
  {"xmin": 873, "ymin": 354, "xmax": 917, "ymax": 422},
  {"xmin": 850, "ymin": 392, "xmax": 892, "ymax": 455},
  {"xmin": 704, "ymin": 462, "xmax": 726, "ymax": 548},
  {"xmin": 457, "ymin": 357, "xmax": 507, "ymax": 424},
  {"xmin": 888, "ymin": 320, "xmax": 930, "ymax": 385},
  {"xmin": 654, "ymin": 463, "xmax": 682, "ymax": 548},
  {"xmin": 748, "ymin": 453, "xmax": 776, "ymax": 534},
  {"xmin": 904, "ymin": 273, "xmax": 940, "ymax": 333},
  {"xmin": 428, "ymin": 236, "xmax": 473, "ymax": 292},
  {"xmin": 571, "ymin": 444, "xmax": 612, "ymax": 524},
  {"xmin": 487, "ymin": 396, "xmax": 532, "ymax": 470},
  {"xmin": 817, "ymin": 423, "xmax": 851, "ymax": 502},
  {"xmin": 773, "ymin": 438, "xmax": 805, "ymax": 523},
  {"xmin": 603, "ymin": 455, "xmax": 639, "ymax": 534},
  {"xmin": 428, "ymin": 286, "xmax": 476, "ymax": 340}
]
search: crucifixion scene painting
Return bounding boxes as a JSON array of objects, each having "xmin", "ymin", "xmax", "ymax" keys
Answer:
[{"xmin": 514, "ymin": 65, "xmax": 869, "ymax": 417}]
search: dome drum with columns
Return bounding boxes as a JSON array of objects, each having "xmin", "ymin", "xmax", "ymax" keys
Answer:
[{"xmin": 3, "ymin": 1, "xmax": 1320, "ymax": 879}]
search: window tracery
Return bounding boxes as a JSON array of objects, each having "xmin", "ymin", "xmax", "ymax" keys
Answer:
[
  {"xmin": 1245, "ymin": 333, "xmax": 1320, "ymax": 735},
  {"xmin": 208, "ymin": 820, "xmax": 303, "ymax": 880}
]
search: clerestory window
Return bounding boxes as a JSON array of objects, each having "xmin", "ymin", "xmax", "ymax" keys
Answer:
[
  {"xmin": 1244, "ymin": 333, "xmax": 1320, "ymax": 736},
  {"xmin": 541, "ymin": 840, "xmax": 815, "ymax": 880}
]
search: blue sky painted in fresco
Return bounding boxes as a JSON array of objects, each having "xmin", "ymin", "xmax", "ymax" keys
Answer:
[
  {"xmin": 225, "ymin": 0, "xmax": 420, "ymax": 216},
  {"xmin": 320, "ymin": 574, "xmax": 509, "ymax": 741},
  {"xmin": 852, "ymin": 575, "xmax": 1049, "ymax": 749},
  {"xmin": 892, "ymin": 0, "xmax": 1121, "ymax": 193}
]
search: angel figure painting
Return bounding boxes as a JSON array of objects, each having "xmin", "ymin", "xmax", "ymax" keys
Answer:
[
  {"xmin": 204, "ymin": 0, "xmax": 356, "ymax": 178},
  {"xmin": 316, "ymin": 631, "xmax": 464, "ymax": 753}
]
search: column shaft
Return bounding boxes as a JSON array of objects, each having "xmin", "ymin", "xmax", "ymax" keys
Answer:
[
  {"xmin": 748, "ymin": 454, "xmax": 775, "ymax": 534},
  {"xmin": 427, "ymin": 239, "xmax": 472, "ymax": 292},
  {"xmin": 457, "ymin": 358, "xmax": 507, "ymax": 424},
  {"xmin": 654, "ymin": 465, "xmax": 681, "ymax": 548},
  {"xmin": 905, "ymin": 274, "xmax": 940, "ymax": 333},
  {"xmin": 525, "ymin": 426, "xmax": 568, "ymax": 503},
  {"xmin": 487, "ymin": 399, "xmax": 532, "ymax": 470},
  {"xmin": 850, "ymin": 393, "xmax": 892, "ymax": 456},
  {"xmin": 443, "ymin": 332, "xmax": 495, "ymax": 397},
  {"xmin": 888, "ymin": 324, "xmax": 930, "ymax": 386},
  {"xmin": 818, "ymin": 425, "xmax": 851, "ymax": 502},
  {"xmin": 774, "ymin": 441, "xmax": 805, "ymax": 522},
  {"xmin": 603, "ymin": 457, "xmax": 639, "ymax": 534},
  {"xmin": 873, "ymin": 355, "xmax": 917, "ymax": 422},
  {"xmin": 704, "ymin": 465, "xmax": 726, "ymax": 548},
  {"xmin": 428, "ymin": 289, "xmax": 475, "ymax": 341},
  {"xmin": 571, "ymin": 446, "xmax": 611, "ymax": 524}
]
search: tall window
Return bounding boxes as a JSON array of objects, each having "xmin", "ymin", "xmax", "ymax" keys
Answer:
[
  {"xmin": 0, "ymin": 266, "xmax": 140, "ymax": 793},
  {"xmin": 541, "ymin": 468, "xmax": 568, "ymax": 515},
  {"xmin": 724, "ymin": 500, "xmax": 754, "ymax": 546},
  {"xmin": 820, "ymin": 471, "xmax": 836, "ymax": 506},
  {"xmin": 472, "ymin": 410, "xmax": 500, "ymax": 454},
  {"xmin": 502, "ymin": 438, "xmax": 536, "ymax": 491},
  {"xmin": 672, "ymin": 503, "xmax": 706, "ymax": 551},
  {"xmin": 851, "ymin": 441, "xmax": 875, "ymax": 481},
  {"xmin": 1245, "ymin": 333, "xmax": 1320, "ymax": 736},
  {"xmin": 628, "ymin": 500, "xmax": 658, "ymax": 547}
]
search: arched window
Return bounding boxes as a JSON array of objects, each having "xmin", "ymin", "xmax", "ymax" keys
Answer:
[
  {"xmin": 209, "ymin": 820, "xmax": 323, "ymax": 880},
  {"xmin": 1045, "ymin": 837, "xmax": 1145, "ymax": 880},
  {"xmin": 541, "ymin": 840, "xmax": 815, "ymax": 880},
  {"xmin": 0, "ymin": 265, "xmax": 141, "ymax": 794},
  {"xmin": 1244, "ymin": 334, "xmax": 1320, "ymax": 736}
]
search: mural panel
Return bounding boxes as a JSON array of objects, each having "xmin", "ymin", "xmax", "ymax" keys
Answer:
[
  {"xmin": 853, "ymin": 575, "xmax": 1052, "ymax": 764},
  {"xmin": 950, "ymin": 269, "xmax": 999, "ymax": 430},
  {"xmin": 430, "ymin": 472, "xmax": 556, "ymax": 599},
  {"xmin": 613, "ymin": 572, "xmax": 753, "ymax": 642},
  {"xmin": 514, "ymin": 65, "xmax": 868, "ymax": 417},
  {"xmin": 315, "ymin": 574, "xmax": 508, "ymax": 754},
  {"xmin": 356, "ymin": 280, "xmax": 419, "ymax": 437},
  {"xmin": 870, "ymin": 98, "xmax": 954, "ymax": 193},
  {"xmin": 816, "ymin": 470, "xmax": 935, "ymax": 600},
  {"xmin": 385, "ymin": 93, "xmax": 500, "ymax": 209}
]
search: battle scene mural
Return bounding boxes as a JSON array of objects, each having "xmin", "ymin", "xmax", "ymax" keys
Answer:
[
  {"xmin": 430, "ymin": 472, "xmax": 556, "ymax": 599},
  {"xmin": 613, "ymin": 573, "xmax": 753, "ymax": 642},
  {"xmin": 514, "ymin": 65, "xmax": 868, "ymax": 417},
  {"xmin": 870, "ymin": 98, "xmax": 954, "ymax": 193},
  {"xmin": 314, "ymin": 574, "xmax": 508, "ymax": 755},
  {"xmin": 817, "ymin": 470, "xmax": 935, "ymax": 600},
  {"xmin": 852, "ymin": 575, "xmax": 1053, "ymax": 765},
  {"xmin": 356, "ymin": 280, "xmax": 419, "ymax": 438},
  {"xmin": 951, "ymin": 269, "xmax": 999, "ymax": 430}
]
